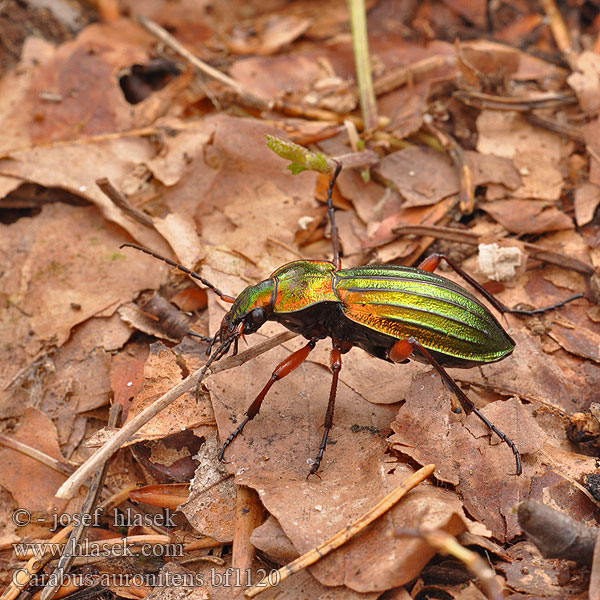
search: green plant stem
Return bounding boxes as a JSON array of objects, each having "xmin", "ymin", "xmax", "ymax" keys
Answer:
[{"xmin": 348, "ymin": 0, "xmax": 378, "ymax": 131}]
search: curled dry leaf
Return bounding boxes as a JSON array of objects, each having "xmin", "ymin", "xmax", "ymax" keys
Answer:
[{"xmin": 250, "ymin": 516, "xmax": 300, "ymax": 564}]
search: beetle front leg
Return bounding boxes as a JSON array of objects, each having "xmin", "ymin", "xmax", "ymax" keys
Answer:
[
  {"xmin": 309, "ymin": 340, "xmax": 350, "ymax": 476},
  {"xmin": 218, "ymin": 338, "xmax": 317, "ymax": 463},
  {"xmin": 389, "ymin": 337, "xmax": 522, "ymax": 476}
]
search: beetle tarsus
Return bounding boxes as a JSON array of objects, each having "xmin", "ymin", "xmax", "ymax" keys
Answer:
[
  {"xmin": 219, "ymin": 415, "xmax": 251, "ymax": 462},
  {"xmin": 187, "ymin": 331, "xmax": 214, "ymax": 343},
  {"xmin": 506, "ymin": 293, "xmax": 583, "ymax": 316},
  {"xmin": 471, "ymin": 406, "xmax": 522, "ymax": 475}
]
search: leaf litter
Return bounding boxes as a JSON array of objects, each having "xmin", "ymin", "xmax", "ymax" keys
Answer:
[{"xmin": 0, "ymin": 1, "xmax": 599, "ymax": 599}]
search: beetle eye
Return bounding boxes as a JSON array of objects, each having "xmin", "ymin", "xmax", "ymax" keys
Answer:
[
  {"xmin": 245, "ymin": 307, "xmax": 266, "ymax": 331},
  {"xmin": 251, "ymin": 308, "xmax": 266, "ymax": 326}
]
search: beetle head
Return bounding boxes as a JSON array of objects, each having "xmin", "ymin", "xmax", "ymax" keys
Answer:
[{"xmin": 218, "ymin": 278, "xmax": 274, "ymax": 346}]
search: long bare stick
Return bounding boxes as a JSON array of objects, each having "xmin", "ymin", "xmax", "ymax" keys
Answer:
[
  {"xmin": 55, "ymin": 331, "xmax": 298, "ymax": 499},
  {"xmin": 244, "ymin": 464, "xmax": 435, "ymax": 598},
  {"xmin": 41, "ymin": 404, "xmax": 122, "ymax": 600}
]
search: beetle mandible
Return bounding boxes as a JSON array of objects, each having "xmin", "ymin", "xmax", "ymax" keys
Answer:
[{"xmin": 123, "ymin": 159, "xmax": 582, "ymax": 476}]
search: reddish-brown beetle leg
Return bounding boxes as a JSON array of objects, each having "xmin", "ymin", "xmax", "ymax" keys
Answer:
[
  {"xmin": 418, "ymin": 252, "xmax": 582, "ymax": 316},
  {"xmin": 218, "ymin": 338, "xmax": 317, "ymax": 462},
  {"xmin": 389, "ymin": 336, "xmax": 522, "ymax": 476},
  {"xmin": 416, "ymin": 254, "xmax": 442, "ymax": 273},
  {"xmin": 309, "ymin": 340, "xmax": 347, "ymax": 476},
  {"xmin": 389, "ymin": 339, "xmax": 413, "ymax": 363}
]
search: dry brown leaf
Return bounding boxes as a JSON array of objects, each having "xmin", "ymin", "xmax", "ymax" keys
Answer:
[
  {"xmin": 456, "ymin": 331, "xmax": 581, "ymax": 411},
  {"xmin": 180, "ymin": 436, "xmax": 236, "ymax": 543},
  {"xmin": 0, "ymin": 203, "xmax": 163, "ymax": 402},
  {"xmin": 193, "ymin": 558, "xmax": 381, "ymax": 600},
  {"xmin": 390, "ymin": 371, "xmax": 539, "ymax": 541},
  {"xmin": 110, "ymin": 341, "xmax": 150, "ymax": 420},
  {"xmin": 374, "ymin": 147, "xmax": 520, "ymax": 208},
  {"xmin": 124, "ymin": 343, "xmax": 215, "ymax": 441},
  {"xmin": 131, "ymin": 430, "xmax": 204, "ymax": 484},
  {"xmin": 0, "ymin": 20, "xmax": 185, "ymax": 153},
  {"xmin": 498, "ymin": 541, "xmax": 586, "ymax": 597},
  {"xmin": 226, "ymin": 14, "xmax": 311, "ymax": 56},
  {"xmin": 250, "ymin": 516, "xmax": 300, "ymax": 563},
  {"xmin": 481, "ymin": 199, "xmax": 573, "ymax": 234},
  {"xmin": 477, "ymin": 111, "xmax": 569, "ymax": 201},
  {"xmin": 0, "ymin": 407, "xmax": 70, "ymax": 512},
  {"xmin": 568, "ymin": 51, "xmax": 600, "ymax": 114},
  {"xmin": 575, "ymin": 182, "xmax": 600, "ymax": 226}
]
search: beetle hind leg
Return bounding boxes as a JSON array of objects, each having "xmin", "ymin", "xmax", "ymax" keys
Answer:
[
  {"xmin": 390, "ymin": 337, "xmax": 522, "ymax": 476},
  {"xmin": 418, "ymin": 253, "xmax": 582, "ymax": 316}
]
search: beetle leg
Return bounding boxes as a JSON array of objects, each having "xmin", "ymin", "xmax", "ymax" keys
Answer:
[
  {"xmin": 418, "ymin": 253, "xmax": 582, "ymax": 316},
  {"xmin": 326, "ymin": 163, "xmax": 343, "ymax": 271},
  {"xmin": 417, "ymin": 254, "xmax": 442, "ymax": 273},
  {"xmin": 390, "ymin": 337, "xmax": 522, "ymax": 475},
  {"xmin": 309, "ymin": 340, "xmax": 345, "ymax": 476},
  {"xmin": 218, "ymin": 338, "xmax": 317, "ymax": 463}
]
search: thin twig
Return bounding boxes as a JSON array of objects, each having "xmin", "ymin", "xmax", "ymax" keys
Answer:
[
  {"xmin": 40, "ymin": 404, "xmax": 122, "ymax": 600},
  {"xmin": 524, "ymin": 112, "xmax": 584, "ymax": 143},
  {"xmin": 454, "ymin": 90, "xmax": 577, "ymax": 111},
  {"xmin": 0, "ymin": 435, "xmax": 76, "ymax": 475},
  {"xmin": 391, "ymin": 223, "xmax": 594, "ymax": 275},
  {"xmin": 244, "ymin": 464, "xmax": 435, "ymax": 598},
  {"xmin": 518, "ymin": 499, "xmax": 596, "ymax": 565},
  {"xmin": 2, "ymin": 527, "xmax": 73, "ymax": 600},
  {"xmin": 372, "ymin": 55, "xmax": 451, "ymax": 97},
  {"xmin": 423, "ymin": 121, "xmax": 475, "ymax": 214},
  {"xmin": 55, "ymin": 331, "xmax": 298, "ymax": 499},
  {"xmin": 96, "ymin": 178, "xmax": 154, "ymax": 228},
  {"xmin": 138, "ymin": 16, "xmax": 269, "ymax": 111},
  {"xmin": 232, "ymin": 486, "xmax": 264, "ymax": 597},
  {"xmin": 539, "ymin": 0, "xmax": 576, "ymax": 68}
]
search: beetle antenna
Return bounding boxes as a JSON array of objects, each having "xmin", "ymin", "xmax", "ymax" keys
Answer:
[
  {"xmin": 187, "ymin": 331, "xmax": 214, "ymax": 343},
  {"xmin": 120, "ymin": 244, "xmax": 236, "ymax": 303},
  {"xmin": 326, "ymin": 162, "xmax": 343, "ymax": 270}
]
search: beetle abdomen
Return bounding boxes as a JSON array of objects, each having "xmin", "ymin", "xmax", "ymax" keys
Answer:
[{"xmin": 335, "ymin": 265, "xmax": 515, "ymax": 366}]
